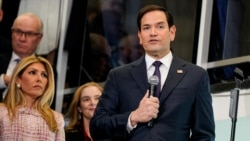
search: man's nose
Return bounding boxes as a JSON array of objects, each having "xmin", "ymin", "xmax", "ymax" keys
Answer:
[{"xmin": 150, "ymin": 27, "xmax": 157, "ymax": 36}]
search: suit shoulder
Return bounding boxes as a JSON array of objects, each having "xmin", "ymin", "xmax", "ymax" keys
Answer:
[
  {"xmin": 175, "ymin": 57, "xmax": 207, "ymax": 73},
  {"xmin": 110, "ymin": 60, "xmax": 139, "ymax": 73}
]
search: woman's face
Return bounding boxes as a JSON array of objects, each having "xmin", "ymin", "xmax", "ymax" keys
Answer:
[
  {"xmin": 17, "ymin": 62, "xmax": 48, "ymax": 100},
  {"xmin": 78, "ymin": 86, "xmax": 102, "ymax": 120}
]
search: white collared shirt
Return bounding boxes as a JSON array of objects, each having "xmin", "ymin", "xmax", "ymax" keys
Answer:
[
  {"xmin": 0, "ymin": 52, "xmax": 20, "ymax": 89},
  {"xmin": 6, "ymin": 53, "xmax": 20, "ymax": 76},
  {"xmin": 0, "ymin": 52, "xmax": 21, "ymax": 99},
  {"xmin": 145, "ymin": 51, "xmax": 173, "ymax": 90}
]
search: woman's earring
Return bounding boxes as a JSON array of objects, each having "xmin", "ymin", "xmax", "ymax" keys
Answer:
[{"xmin": 17, "ymin": 83, "xmax": 21, "ymax": 88}]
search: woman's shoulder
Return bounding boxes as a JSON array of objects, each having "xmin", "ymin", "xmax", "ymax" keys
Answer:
[
  {"xmin": 0, "ymin": 103, "xmax": 7, "ymax": 111},
  {"xmin": 52, "ymin": 110, "xmax": 64, "ymax": 118},
  {"xmin": 51, "ymin": 110, "xmax": 65, "ymax": 124},
  {"xmin": 0, "ymin": 104, "xmax": 8, "ymax": 119}
]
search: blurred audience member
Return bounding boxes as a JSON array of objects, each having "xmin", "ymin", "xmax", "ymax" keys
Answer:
[
  {"xmin": 83, "ymin": 33, "xmax": 111, "ymax": 83},
  {"xmin": 99, "ymin": 0, "xmax": 126, "ymax": 67},
  {"xmin": 65, "ymin": 82, "xmax": 107, "ymax": 141},
  {"xmin": 118, "ymin": 34, "xmax": 144, "ymax": 65}
]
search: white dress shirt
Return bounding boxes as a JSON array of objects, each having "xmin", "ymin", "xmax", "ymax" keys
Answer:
[
  {"xmin": 145, "ymin": 51, "xmax": 173, "ymax": 90},
  {"xmin": 0, "ymin": 52, "xmax": 20, "ymax": 89},
  {"xmin": 0, "ymin": 52, "xmax": 20, "ymax": 98}
]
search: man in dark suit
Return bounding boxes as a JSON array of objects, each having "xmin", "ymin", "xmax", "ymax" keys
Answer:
[
  {"xmin": 0, "ymin": 13, "xmax": 43, "ymax": 101},
  {"xmin": 90, "ymin": 5, "xmax": 215, "ymax": 141}
]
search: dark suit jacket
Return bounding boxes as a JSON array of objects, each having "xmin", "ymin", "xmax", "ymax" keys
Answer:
[
  {"xmin": 90, "ymin": 55, "xmax": 215, "ymax": 141},
  {"xmin": 0, "ymin": 51, "xmax": 12, "ymax": 101},
  {"xmin": 0, "ymin": 36, "xmax": 12, "ymax": 53}
]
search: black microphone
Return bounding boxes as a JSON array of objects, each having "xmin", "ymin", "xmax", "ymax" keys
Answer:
[{"xmin": 147, "ymin": 75, "xmax": 159, "ymax": 127}]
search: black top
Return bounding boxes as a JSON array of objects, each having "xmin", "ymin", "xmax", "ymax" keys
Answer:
[
  {"xmin": 65, "ymin": 128, "xmax": 85, "ymax": 141},
  {"xmin": 0, "ymin": 35, "xmax": 12, "ymax": 53},
  {"xmin": 65, "ymin": 124, "xmax": 112, "ymax": 141}
]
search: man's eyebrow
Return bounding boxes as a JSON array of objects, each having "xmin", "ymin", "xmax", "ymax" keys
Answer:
[
  {"xmin": 142, "ymin": 21, "xmax": 165, "ymax": 26},
  {"xmin": 156, "ymin": 21, "xmax": 165, "ymax": 25}
]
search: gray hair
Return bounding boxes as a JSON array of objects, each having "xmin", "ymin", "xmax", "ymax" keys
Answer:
[{"xmin": 12, "ymin": 13, "xmax": 44, "ymax": 34}]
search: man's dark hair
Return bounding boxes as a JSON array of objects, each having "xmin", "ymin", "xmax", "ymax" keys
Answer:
[{"xmin": 137, "ymin": 4, "xmax": 174, "ymax": 31}]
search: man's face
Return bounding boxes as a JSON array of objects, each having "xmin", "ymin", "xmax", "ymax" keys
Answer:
[
  {"xmin": 138, "ymin": 10, "xmax": 176, "ymax": 58},
  {"xmin": 11, "ymin": 15, "xmax": 42, "ymax": 58}
]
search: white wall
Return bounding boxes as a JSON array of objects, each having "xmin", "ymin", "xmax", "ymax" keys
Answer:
[
  {"xmin": 213, "ymin": 89, "xmax": 250, "ymax": 120},
  {"xmin": 212, "ymin": 89, "xmax": 250, "ymax": 140}
]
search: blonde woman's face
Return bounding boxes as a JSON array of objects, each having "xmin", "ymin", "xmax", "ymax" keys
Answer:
[
  {"xmin": 17, "ymin": 62, "xmax": 48, "ymax": 99},
  {"xmin": 78, "ymin": 86, "xmax": 102, "ymax": 120}
]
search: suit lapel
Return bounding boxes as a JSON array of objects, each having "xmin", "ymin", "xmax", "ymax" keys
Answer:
[
  {"xmin": 159, "ymin": 56, "xmax": 187, "ymax": 103},
  {"xmin": 130, "ymin": 56, "xmax": 148, "ymax": 95},
  {"xmin": 0, "ymin": 52, "xmax": 12, "ymax": 73},
  {"xmin": 128, "ymin": 55, "xmax": 188, "ymax": 100}
]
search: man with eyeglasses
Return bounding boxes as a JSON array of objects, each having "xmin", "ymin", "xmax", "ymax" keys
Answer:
[{"xmin": 0, "ymin": 13, "xmax": 43, "ymax": 101}]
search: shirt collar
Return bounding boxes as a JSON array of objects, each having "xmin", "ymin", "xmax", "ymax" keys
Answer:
[
  {"xmin": 11, "ymin": 52, "xmax": 21, "ymax": 62},
  {"xmin": 145, "ymin": 51, "xmax": 173, "ymax": 70},
  {"xmin": 11, "ymin": 52, "xmax": 36, "ymax": 62}
]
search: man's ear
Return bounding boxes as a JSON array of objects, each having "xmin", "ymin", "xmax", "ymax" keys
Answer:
[
  {"xmin": 170, "ymin": 25, "xmax": 176, "ymax": 41},
  {"xmin": 137, "ymin": 31, "xmax": 142, "ymax": 45}
]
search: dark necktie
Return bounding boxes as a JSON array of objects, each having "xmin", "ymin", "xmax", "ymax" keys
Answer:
[{"xmin": 153, "ymin": 61, "xmax": 162, "ymax": 97}]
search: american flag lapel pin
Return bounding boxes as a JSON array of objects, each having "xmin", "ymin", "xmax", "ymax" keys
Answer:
[{"xmin": 177, "ymin": 69, "xmax": 183, "ymax": 73}]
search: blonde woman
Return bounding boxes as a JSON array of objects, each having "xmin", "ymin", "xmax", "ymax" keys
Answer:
[
  {"xmin": 0, "ymin": 56, "xmax": 65, "ymax": 140},
  {"xmin": 65, "ymin": 82, "xmax": 110, "ymax": 141}
]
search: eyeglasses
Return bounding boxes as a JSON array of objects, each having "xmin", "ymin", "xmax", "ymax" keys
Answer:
[{"xmin": 12, "ymin": 29, "xmax": 42, "ymax": 38}]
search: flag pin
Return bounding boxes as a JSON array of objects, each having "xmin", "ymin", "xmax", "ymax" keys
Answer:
[{"xmin": 177, "ymin": 69, "xmax": 183, "ymax": 73}]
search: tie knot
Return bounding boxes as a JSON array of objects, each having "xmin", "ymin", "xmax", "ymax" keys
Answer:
[{"xmin": 153, "ymin": 61, "xmax": 162, "ymax": 68}]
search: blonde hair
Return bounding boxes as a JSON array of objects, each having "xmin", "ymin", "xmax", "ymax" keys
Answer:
[
  {"xmin": 65, "ymin": 82, "xmax": 103, "ymax": 132},
  {"xmin": 2, "ymin": 56, "xmax": 58, "ymax": 132}
]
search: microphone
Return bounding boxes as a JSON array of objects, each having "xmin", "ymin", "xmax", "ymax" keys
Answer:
[
  {"xmin": 148, "ymin": 75, "xmax": 159, "ymax": 97},
  {"xmin": 147, "ymin": 75, "xmax": 159, "ymax": 127}
]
